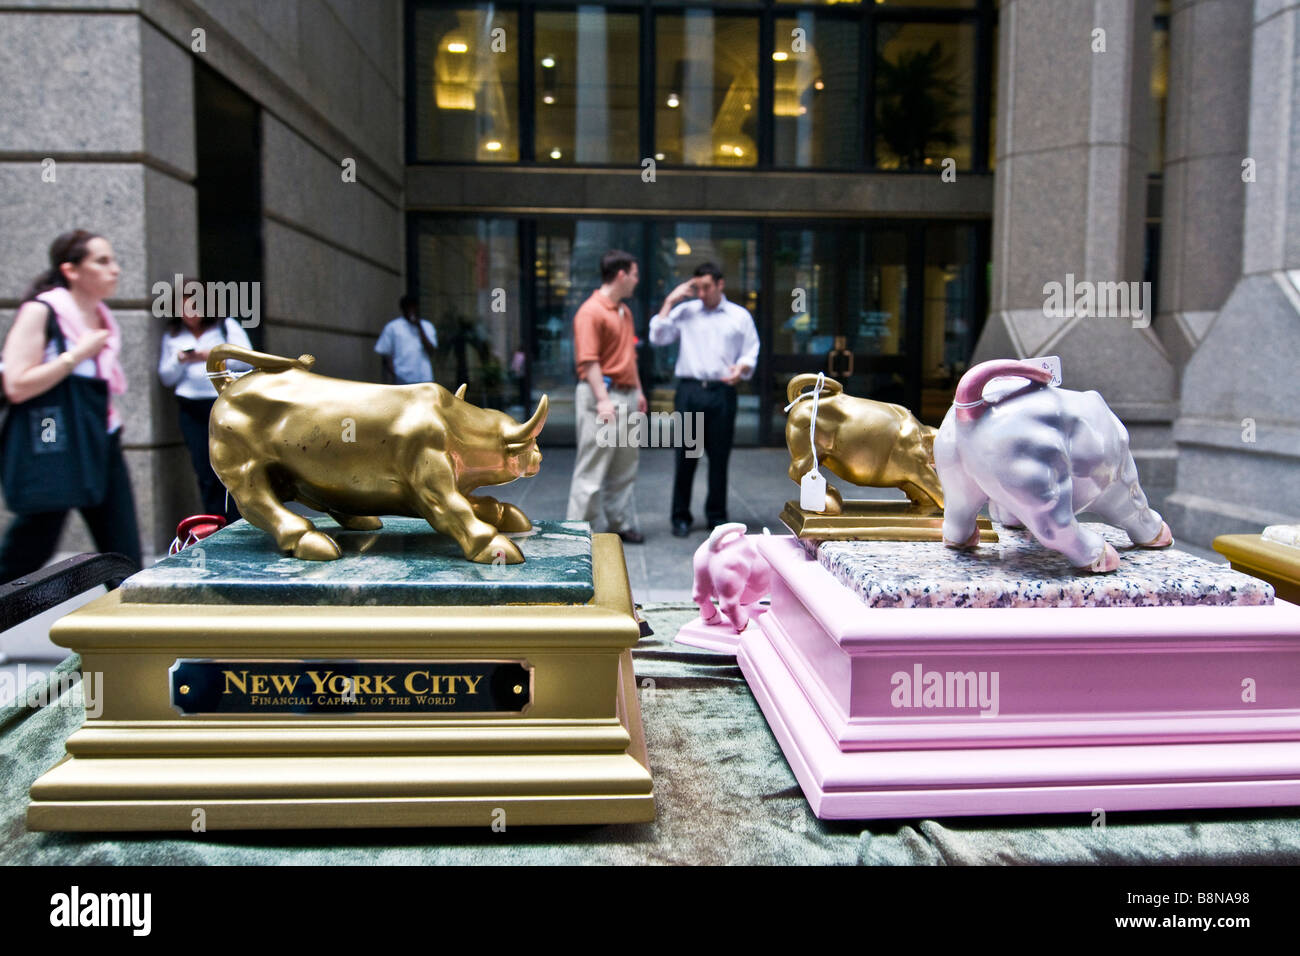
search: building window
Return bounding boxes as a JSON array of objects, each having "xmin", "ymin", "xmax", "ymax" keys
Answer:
[
  {"xmin": 655, "ymin": 11, "xmax": 759, "ymax": 167},
  {"xmin": 772, "ymin": 12, "xmax": 862, "ymax": 168},
  {"xmin": 413, "ymin": 217, "xmax": 520, "ymax": 411},
  {"xmin": 1150, "ymin": 10, "xmax": 1169, "ymax": 175},
  {"xmin": 535, "ymin": 9, "xmax": 640, "ymax": 165},
  {"xmin": 874, "ymin": 21, "xmax": 976, "ymax": 170},
  {"xmin": 412, "ymin": 5, "xmax": 519, "ymax": 162},
  {"xmin": 920, "ymin": 223, "xmax": 978, "ymax": 421}
]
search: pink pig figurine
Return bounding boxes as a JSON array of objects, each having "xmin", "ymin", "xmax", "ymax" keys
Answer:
[
  {"xmin": 693, "ymin": 523, "xmax": 772, "ymax": 632},
  {"xmin": 935, "ymin": 359, "xmax": 1173, "ymax": 573}
]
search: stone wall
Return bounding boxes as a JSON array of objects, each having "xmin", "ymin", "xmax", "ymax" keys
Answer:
[{"xmin": 0, "ymin": 0, "xmax": 404, "ymax": 559}]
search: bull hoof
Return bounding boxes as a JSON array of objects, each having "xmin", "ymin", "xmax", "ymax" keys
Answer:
[
  {"xmin": 473, "ymin": 536, "xmax": 523, "ymax": 565},
  {"xmin": 496, "ymin": 503, "xmax": 532, "ymax": 533},
  {"xmin": 943, "ymin": 528, "xmax": 981, "ymax": 549},
  {"xmin": 1138, "ymin": 521, "xmax": 1173, "ymax": 548},
  {"xmin": 294, "ymin": 531, "xmax": 341, "ymax": 561},
  {"xmin": 1088, "ymin": 542, "xmax": 1121, "ymax": 573}
]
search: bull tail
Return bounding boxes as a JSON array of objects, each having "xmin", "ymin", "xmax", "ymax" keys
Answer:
[
  {"xmin": 952, "ymin": 359, "xmax": 1054, "ymax": 424},
  {"xmin": 207, "ymin": 345, "xmax": 316, "ymax": 395},
  {"xmin": 785, "ymin": 373, "xmax": 844, "ymax": 406}
]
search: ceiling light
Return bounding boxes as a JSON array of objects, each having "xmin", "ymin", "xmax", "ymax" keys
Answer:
[
  {"xmin": 542, "ymin": 94, "xmax": 555, "ymax": 104},
  {"xmin": 447, "ymin": 41, "xmax": 467, "ymax": 54},
  {"xmin": 814, "ymin": 79, "xmax": 824, "ymax": 91},
  {"xmin": 550, "ymin": 148, "xmax": 562, "ymax": 159},
  {"xmin": 666, "ymin": 93, "xmax": 679, "ymax": 108},
  {"xmin": 772, "ymin": 51, "xmax": 788, "ymax": 62},
  {"xmin": 485, "ymin": 140, "xmax": 502, "ymax": 152},
  {"xmin": 541, "ymin": 56, "xmax": 555, "ymax": 68}
]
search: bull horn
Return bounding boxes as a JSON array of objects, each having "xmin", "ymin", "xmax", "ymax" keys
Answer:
[
  {"xmin": 454, "ymin": 383, "xmax": 467, "ymax": 399},
  {"xmin": 506, "ymin": 394, "xmax": 549, "ymax": 443}
]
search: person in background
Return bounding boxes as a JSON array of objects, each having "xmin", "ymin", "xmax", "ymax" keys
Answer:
[
  {"xmin": 376, "ymin": 294, "xmax": 438, "ymax": 385},
  {"xmin": 158, "ymin": 282, "xmax": 252, "ymax": 522},
  {"xmin": 650, "ymin": 261, "xmax": 760, "ymax": 537},
  {"xmin": 0, "ymin": 230, "xmax": 141, "ymax": 581},
  {"xmin": 565, "ymin": 250, "xmax": 646, "ymax": 544}
]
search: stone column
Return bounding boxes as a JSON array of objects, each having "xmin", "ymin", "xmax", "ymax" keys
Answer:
[
  {"xmin": 975, "ymin": 0, "xmax": 1178, "ymax": 505},
  {"xmin": 1164, "ymin": 0, "xmax": 1300, "ymax": 545},
  {"xmin": 1155, "ymin": 0, "xmax": 1252, "ymax": 371},
  {"xmin": 0, "ymin": 9, "xmax": 198, "ymax": 560}
]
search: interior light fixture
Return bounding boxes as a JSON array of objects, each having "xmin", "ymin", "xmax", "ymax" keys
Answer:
[
  {"xmin": 542, "ymin": 94, "xmax": 555, "ymax": 104},
  {"xmin": 541, "ymin": 56, "xmax": 556, "ymax": 68},
  {"xmin": 485, "ymin": 140, "xmax": 502, "ymax": 152},
  {"xmin": 666, "ymin": 92, "xmax": 680, "ymax": 108},
  {"xmin": 772, "ymin": 51, "xmax": 789, "ymax": 62},
  {"xmin": 550, "ymin": 148, "xmax": 562, "ymax": 159},
  {"xmin": 447, "ymin": 41, "xmax": 468, "ymax": 54}
]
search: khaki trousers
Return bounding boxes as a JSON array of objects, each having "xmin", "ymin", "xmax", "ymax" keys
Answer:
[{"xmin": 566, "ymin": 382, "xmax": 639, "ymax": 533}]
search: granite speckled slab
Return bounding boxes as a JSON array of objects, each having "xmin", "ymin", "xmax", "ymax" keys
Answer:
[
  {"xmin": 813, "ymin": 523, "xmax": 1274, "ymax": 609},
  {"xmin": 121, "ymin": 518, "xmax": 594, "ymax": 606}
]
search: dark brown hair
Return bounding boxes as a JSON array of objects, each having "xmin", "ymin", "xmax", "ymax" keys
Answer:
[
  {"xmin": 22, "ymin": 229, "xmax": 101, "ymax": 301},
  {"xmin": 164, "ymin": 277, "xmax": 224, "ymax": 337},
  {"xmin": 600, "ymin": 250, "xmax": 637, "ymax": 284}
]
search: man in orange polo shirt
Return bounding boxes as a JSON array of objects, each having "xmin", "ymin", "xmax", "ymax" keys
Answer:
[{"xmin": 565, "ymin": 249, "xmax": 647, "ymax": 543}]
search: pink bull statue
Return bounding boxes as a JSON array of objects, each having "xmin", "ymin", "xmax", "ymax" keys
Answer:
[
  {"xmin": 693, "ymin": 523, "xmax": 772, "ymax": 633},
  {"xmin": 935, "ymin": 360, "xmax": 1173, "ymax": 572}
]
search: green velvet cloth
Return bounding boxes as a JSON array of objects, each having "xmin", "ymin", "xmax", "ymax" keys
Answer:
[{"xmin": 4, "ymin": 605, "xmax": 1299, "ymax": 865}]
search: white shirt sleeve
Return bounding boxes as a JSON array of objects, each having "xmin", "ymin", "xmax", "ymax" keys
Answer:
[
  {"xmin": 423, "ymin": 320, "xmax": 438, "ymax": 348},
  {"xmin": 648, "ymin": 302, "xmax": 685, "ymax": 346},
  {"xmin": 223, "ymin": 319, "xmax": 253, "ymax": 372},
  {"xmin": 375, "ymin": 321, "xmax": 394, "ymax": 357},
  {"xmin": 737, "ymin": 311, "xmax": 760, "ymax": 379},
  {"xmin": 159, "ymin": 333, "xmax": 184, "ymax": 388}
]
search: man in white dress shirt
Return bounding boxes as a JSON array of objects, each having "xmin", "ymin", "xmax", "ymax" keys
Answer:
[
  {"xmin": 375, "ymin": 294, "xmax": 438, "ymax": 385},
  {"xmin": 649, "ymin": 262, "xmax": 760, "ymax": 537}
]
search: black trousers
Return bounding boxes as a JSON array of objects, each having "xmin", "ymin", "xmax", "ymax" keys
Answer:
[
  {"xmin": 0, "ymin": 430, "xmax": 142, "ymax": 583},
  {"xmin": 176, "ymin": 396, "xmax": 240, "ymax": 521},
  {"xmin": 671, "ymin": 379, "xmax": 737, "ymax": 527}
]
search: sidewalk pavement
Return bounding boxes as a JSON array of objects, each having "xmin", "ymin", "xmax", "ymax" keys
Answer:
[{"xmin": 495, "ymin": 445, "xmax": 821, "ymax": 602}]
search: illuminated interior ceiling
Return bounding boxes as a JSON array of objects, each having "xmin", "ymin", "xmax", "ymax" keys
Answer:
[
  {"xmin": 773, "ymin": 46, "xmax": 822, "ymax": 118},
  {"xmin": 707, "ymin": 46, "xmax": 759, "ymax": 165},
  {"xmin": 434, "ymin": 11, "xmax": 514, "ymax": 154},
  {"xmin": 434, "ymin": 15, "xmax": 476, "ymax": 110}
]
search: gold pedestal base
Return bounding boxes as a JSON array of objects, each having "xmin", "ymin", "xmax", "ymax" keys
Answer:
[
  {"xmin": 27, "ymin": 535, "xmax": 654, "ymax": 831},
  {"xmin": 780, "ymin": 500, "xmax": 998, "ymax": 542},
  {"xmin": 1213, "ymin": 534, "xmax": 1300, "ymax": 605}
]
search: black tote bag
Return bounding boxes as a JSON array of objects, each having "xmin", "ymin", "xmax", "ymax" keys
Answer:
[{"xmin": 0, "ymin": 305, "xmax": 110, "ymax": 514}]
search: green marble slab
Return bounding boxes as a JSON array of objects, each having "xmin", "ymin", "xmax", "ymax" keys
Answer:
[{"xmin": 120, "ymin": 518, "xmax": 594, "ymax": 606}]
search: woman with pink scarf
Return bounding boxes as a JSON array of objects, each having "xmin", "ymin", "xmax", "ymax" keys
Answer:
[{"xmin": 0, "ymin": 229, "xmax": 142, "ymax": 581}]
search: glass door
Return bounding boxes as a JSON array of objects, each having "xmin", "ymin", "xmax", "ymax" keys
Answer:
[{"xmin": 764, "ymin": 223, "xmax": 915, "ymax": 442}]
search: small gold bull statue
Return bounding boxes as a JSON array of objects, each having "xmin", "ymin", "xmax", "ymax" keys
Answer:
[
  {"xmin": 785, "ymin": 373, "xmax": 944, "ymax": 513},
  {"xmin": 206, "ymin": 345, "xmax": 547, "ymax": 564}
]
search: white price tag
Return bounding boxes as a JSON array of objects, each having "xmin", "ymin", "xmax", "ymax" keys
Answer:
[
  {"xmin": 1025, "ymin": 354, "xmax": 1062, "ymax": 386},
  {"xmin": 800, "ymin": 470, "xmax": 827, "ymax": 512}
]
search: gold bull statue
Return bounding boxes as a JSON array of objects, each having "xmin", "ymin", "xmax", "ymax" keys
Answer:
[
  {"xmin": 785, "ymin": 373, "xmax": 944, "ymax": 513},
  {"xmin": 206, "ymin": 345, "xmax": 547, "ymax": 564}
]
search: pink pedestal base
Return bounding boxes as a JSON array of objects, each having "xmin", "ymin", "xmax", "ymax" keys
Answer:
[
  {"xmin": 675, "ymin": 608, "xmax": 766, "ymax": 654},
  {"xmin": 738, "ymin": 537, "xmax": 1300, "ymax": 820}
]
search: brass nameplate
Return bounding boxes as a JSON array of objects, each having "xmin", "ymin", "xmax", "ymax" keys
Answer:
[{"xmin": 169, "ymin": 660, "xmax": 532, "ymax": 715}]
